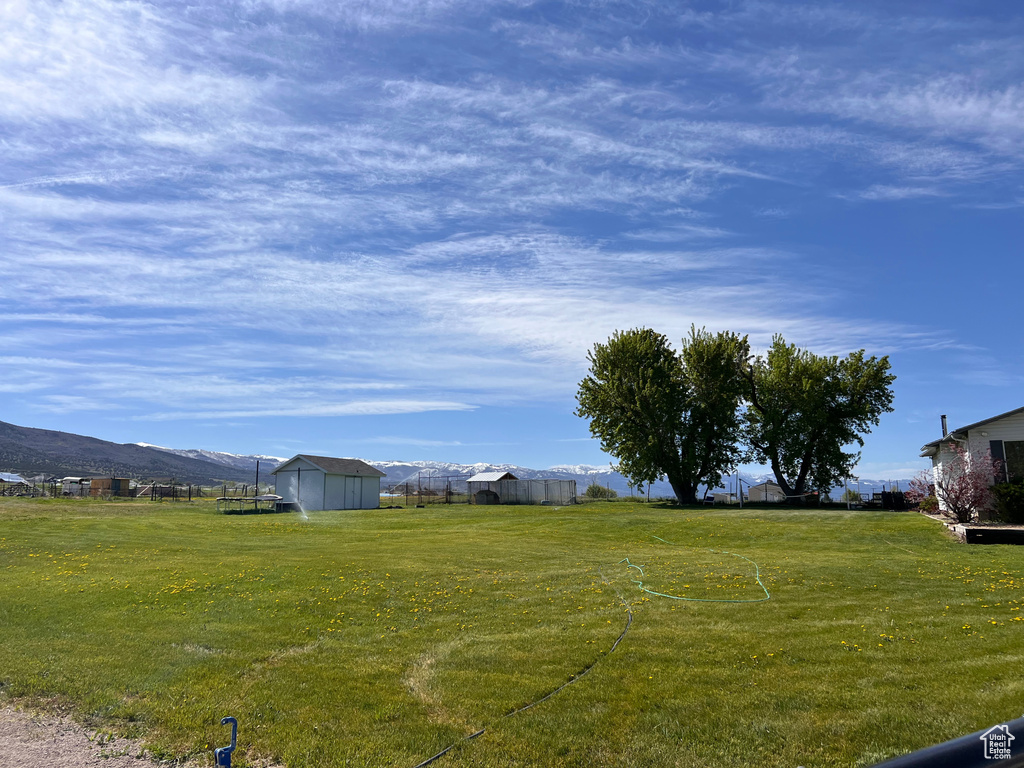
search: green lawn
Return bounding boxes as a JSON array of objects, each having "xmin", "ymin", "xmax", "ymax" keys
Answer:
[{"xmin": 2, "ymin": 498, "xmax": 1023, "ymax": 767}]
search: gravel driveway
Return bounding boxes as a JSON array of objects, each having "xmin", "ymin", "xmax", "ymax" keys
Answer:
[{"xmin": 0, "ymin": 706, "xmax": 173, "ymax": 768}]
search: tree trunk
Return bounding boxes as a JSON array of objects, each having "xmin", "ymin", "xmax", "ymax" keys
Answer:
[
  {"xmin": 668, "ymin": 476, "xmax": 700, "ymax": 505},
  {"xmin": 769, "ymin": 457, "xmax": 798, "ymax": 504}
]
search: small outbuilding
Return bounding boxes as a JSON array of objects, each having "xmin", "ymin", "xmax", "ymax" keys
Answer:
[
  {"xmin": 748, "ymin": 481, "xmax": 786, "ymax": 503},
  {"xmin": 0, "ymin": 472, "xmax": 30, "ymax": 496},
  {"xmin": 61, "ymin": 477, "xmax": 89, "ymax": 496},
  {"xmin": 467, "ymin": 471, "xmax": 576, "ymax": 505},
  {"xmin": 88, "ymin": 477, "xmax": 133, "ymax": 497},
  {"xmin": 467, "ymin": 471, "xmax": 517, "ymax": 505},
  {"xmin": 272, "ymin": 455, "xmax": 385, "ymax": 511}
]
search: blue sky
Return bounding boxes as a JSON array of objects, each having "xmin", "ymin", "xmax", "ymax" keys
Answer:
[{"xmin": 2, "ymin": 0, "xmax": 1022, "ymax": 478}]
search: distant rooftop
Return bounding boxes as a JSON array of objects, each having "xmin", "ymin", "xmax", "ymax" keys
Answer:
[
  {"xmin": 272, "ymin": 455, "xmax": 386, "ymax": 477},
  {"xmin": 467, "ymin": 471, "xmax": 518, "ymax": 483}
]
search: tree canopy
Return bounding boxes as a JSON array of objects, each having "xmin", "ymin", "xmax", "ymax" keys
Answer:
[
  {"xmin": 741, "ymin": 336, "xmax": 895, "ymax": 503},
  {"xmin": 575, "ymin": 327, "xmax": 748, "ymax": 504},
  {"xmin": 576, "ymin": 329, "xmax": 896, "ymax": 505}
]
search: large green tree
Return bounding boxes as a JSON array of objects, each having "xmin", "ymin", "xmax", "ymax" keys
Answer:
[
  {"xmin": 575, "ymin": 327, "xmax": 748, "ymax": 504},
  {"xmin": 741, "ymin": 336, "xmax": 895, "ymax": 503}
]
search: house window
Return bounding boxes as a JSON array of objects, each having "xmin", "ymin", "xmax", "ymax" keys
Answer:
[
  {"xmin": 991, "ymin": 440, "xmax": 1007, "ymax": 484},
  {"xmin": 1006, "ymin": 441, "xmax": 1024, "ymax": 483}
]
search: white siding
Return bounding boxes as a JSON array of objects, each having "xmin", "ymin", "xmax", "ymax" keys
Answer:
[
  {"xmin": 361, "ymin": 477, "xmax": 380, "ymax": 508},
  {"xmin": 313, "ymin": 472, "xmax": 381, "ymax": 509},
  {"xmin": 967, "ymin": 411, "xmax": 1024, "ymax": 486},
  {"xmin": 930, "ymin": 442, "xmax": 959, "ymax": 512},
  {"xmin": 276, "ymin": 471, "xmax": 298, "ymax": 503},
  {"xmin": 972, "ymin": 411, "xmax": 1024, "ymax": 443},
  {"xmin": 324, "ymin": 473, "xmax": 347, "ymax": 510},
  {"xmin": 748, "ymin": 483, "xmax": 785, "ymax": 502},
  {"xmin": 301, "ymin": 467, "xmax": 325, "ymax": 510},
  {"xmin": 275, "ymin": 458, "xmax": 382, "ymax": 510},
  {"xmin": 275, "ymin": 457, "xmax": 328, "ymax": 510}
]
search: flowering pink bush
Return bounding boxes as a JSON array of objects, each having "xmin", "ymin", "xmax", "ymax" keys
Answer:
[
  {"xmin": 905, "ymin": 474, "xmax": 932, "ymax": 506},
  {"xmin": 916, "ymin": 443, "xmax": 1000, "ymax": 523}
]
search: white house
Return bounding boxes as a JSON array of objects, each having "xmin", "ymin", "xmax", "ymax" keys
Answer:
[
  {"xmin": 271, "ymin": 455, "xmax": 386, "ymax": 511},
  {"xmin": 919, "ymin": 407, "xmax": 1024, "ymax": 500}
]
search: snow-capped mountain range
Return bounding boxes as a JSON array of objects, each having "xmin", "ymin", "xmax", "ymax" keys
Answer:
[
  {"xmin": 136, "ymin": 444, "xmax": 912, "ymax": 500},
  {"xmin": 135, "ymin": 444, "xmax": 287, "ymax": 473}
]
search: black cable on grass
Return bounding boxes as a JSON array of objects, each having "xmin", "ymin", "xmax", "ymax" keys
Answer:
[
  {"xmin": 503, "ymin": 603, "xmax": 633, "ymax": 718},
  {"xmin": 409, "ymin": 573, "xmax": 634, "ymax": 768},
  {"xmin": 410, "ymin": 729, "xmax": 486, "ymax": 768},
  {"xmin": 410, "ymin": 533, "xmax": 768, "ymax": 767}
]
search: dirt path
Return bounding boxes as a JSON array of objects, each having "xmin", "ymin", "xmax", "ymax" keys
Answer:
[{"xmin": 0, "ymin": 706, "xmax": 176, "ymax": 768}]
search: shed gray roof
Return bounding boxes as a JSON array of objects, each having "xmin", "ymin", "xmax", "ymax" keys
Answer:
[
  {"xmin": 467, "ymin": 471, "xmax": 518, "ymax": 483},
  {"xmin": 0, "ymin": 472, "xmax": 27, "ymax": 483},
  {"xmin": 271, "ymin": 454, "xmax": 386, "ymax": 477},
  {"xmin": 919, "ymin": 405, "xmax": 1024, "ymax": 451}
]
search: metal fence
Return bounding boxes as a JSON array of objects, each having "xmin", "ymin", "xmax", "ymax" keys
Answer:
[
  {"xmin": 469, "ymin": 479, "xmax": 577, "ymax": 505},
  {"xmin": 384, "ymin": 473, "xmax": 473, "ymax": 506}
]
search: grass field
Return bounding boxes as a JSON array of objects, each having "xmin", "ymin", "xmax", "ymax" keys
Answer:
[{"xmin": 2, "ymin": 498, "xmax": 1024, "ymax": 767}]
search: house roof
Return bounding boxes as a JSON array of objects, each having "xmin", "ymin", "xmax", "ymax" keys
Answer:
[
  {"xmin": 271, "ymin": 454, "xmax": 386, "ymax": 477},
  {"xmin": 919, "ymin": 405, "xmax": 1024, "ymax": 453},
  {"xmin": 467, "ymin": 471, "xmax": 518, "ymax": 483}
]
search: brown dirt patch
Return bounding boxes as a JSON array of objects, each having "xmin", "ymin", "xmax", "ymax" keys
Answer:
[{"xmin": 0, "ymin": 705, "xmax": 181, "ymax": 768}]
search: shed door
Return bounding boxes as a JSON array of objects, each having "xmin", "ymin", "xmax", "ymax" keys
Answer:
[
  {"xmin": 347, "ymin": 476, "xmax": 360, "ymax": 508},
  {"xmin": 300, "ymin": 469, "xmax": 323, "ymax": 510}
]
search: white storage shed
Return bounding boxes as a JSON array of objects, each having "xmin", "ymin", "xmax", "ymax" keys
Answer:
[
  {"xmin": 271, "ymin": 455, "xmax": 386, "ymax": 511},
  {"xmin": 748, "ymin": 481, "xmax": 786, "ymax": 503}
]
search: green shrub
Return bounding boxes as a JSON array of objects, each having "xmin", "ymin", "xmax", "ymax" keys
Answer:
[
  {"xmin": 991, "ymin": 481, "xmax": 1024, "ymax": 524},
  {"xmin": 918, "ymin": 495, "xmax": 939, "ymax": 514},
  {"xmin": 584, "ymin": 483, "xmax": 618, "ymax": 499}
]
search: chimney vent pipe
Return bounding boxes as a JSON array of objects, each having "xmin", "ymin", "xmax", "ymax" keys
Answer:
[{"xmin": 941, "ymin": 414, "xmax": 948, "ymax": 437}]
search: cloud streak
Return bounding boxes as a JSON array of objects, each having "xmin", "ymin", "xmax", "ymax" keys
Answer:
[{"xmin": 2, "ymin": 0, "xmax": 1020, "ymax": 466}]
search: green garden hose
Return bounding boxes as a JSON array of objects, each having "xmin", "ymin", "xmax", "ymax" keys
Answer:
[{"xmin": 616, "ymin": 534, "xmax": 771, "ymax": 603}]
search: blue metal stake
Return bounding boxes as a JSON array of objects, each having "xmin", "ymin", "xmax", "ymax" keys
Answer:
[{"xmin": 214, "ymin": 717, "xmax": 237, "ymax": 768}]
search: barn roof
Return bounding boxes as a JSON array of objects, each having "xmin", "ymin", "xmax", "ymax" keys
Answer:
[
  {"xmin": 467, "ymin": 471, "xmax": 518, "ymax": 483},
  {"xmin": 0, "ymin": 472, "xmax": 27, "ymax": 483},
  {"xmin": 271, "ymin": 454, "xmax": 386, "ymax": 477}
]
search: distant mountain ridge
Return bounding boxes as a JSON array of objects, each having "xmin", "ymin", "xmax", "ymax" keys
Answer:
[
  {"xmin": 0, "ymin": 419, "xmax": 910, "ymax": 499},
  {"xmin": 0, "ymin": 420, "xmax": 254, "ymax": 485},
  {"xmin": 136, "ymin": 443, "xmax": 286, "ymax": 473}
]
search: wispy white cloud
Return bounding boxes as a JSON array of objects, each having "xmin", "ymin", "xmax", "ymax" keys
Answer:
[
  {"xmin": 846, "ymin": 184, "xmax": 946, "ymax": 201},
  {"xmin": 0, "ymin": 0, "xmax": 262, "ymax": 123},
  {"xmin": 140, "ymin": 400, "xmax": 476, "ymax": 421},
  {"xmin": 0, "ymin": 0, "xmax": 1018, "ymax": 470}
]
